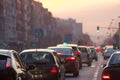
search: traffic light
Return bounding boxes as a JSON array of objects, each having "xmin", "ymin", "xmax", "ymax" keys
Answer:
[{"xmin": 96, "ymin": 26, "xmax": 100, "ymax": 32}]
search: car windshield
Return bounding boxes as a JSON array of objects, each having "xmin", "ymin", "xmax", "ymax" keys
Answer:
[{"xmin": 20, "ymin": 52, "xmax": 55, "ymax": 64}]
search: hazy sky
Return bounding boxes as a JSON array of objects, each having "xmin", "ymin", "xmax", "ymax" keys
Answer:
[{"xmin": 36, "ymin": 0, "xmax": 120, "ymax": 37}]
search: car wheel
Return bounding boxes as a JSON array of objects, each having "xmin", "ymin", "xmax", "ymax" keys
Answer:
[
  {"xmin": 88, "ymin": 62, "xmax": 91, "ymax": 66},
  {"xmin": 79, "ymin": 63, "xmax": 82, "ymax": 69},
  {"xmin": 79, "ymin": 60, "xmax": 82, "ymax": 69},
  {"xmin": 104, "ymin": 58, "xmax": 106, "ymax": 60},
  {"xmin": 95, "ymin": 58, "xmax": 98, "ymax": 61},
  {"xmin": 60, "ymin": 73, "xmax": 65, "ymax": 80},
  {"xmin": 73, "ymin": 70, "xmax": 79, "ymax": 77},
  {"xmin": 73, "ymin": 69, "xmax": 79, "ymax": 77},
  {"xmin": 62, "ymin": 74, "xmax": 65, "ymax": 80},
  {"xmin": 55, "ymin": 76, "xmax": 61, "ymax": 80}
]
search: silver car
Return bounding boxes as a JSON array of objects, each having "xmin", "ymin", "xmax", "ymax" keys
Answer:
[{"xmin": 78, "ymin": 46, "xmax": 92, "ymax": 66}]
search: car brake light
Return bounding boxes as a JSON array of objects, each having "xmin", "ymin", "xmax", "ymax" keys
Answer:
[
  {"xmin": 65, "ymin": 56, "xmax": 76, "ymax": 61},
  {"xmin": 57, "ymin": 52, "xmax": 62, "ymax": 56},
  {"xmin": 101, "ymin": 69, "xmax": 110, "ymax": 80},
  {"xmin": 6, "ymin": 61, "xmax": 10, "ymax": 68},
  {"xmin": 74, "ymin": 51, "xmax": 80, "ymax": 55},
  {"xmin": 50, "ymin": 65, "xmax": 58, "ymax": 73}
]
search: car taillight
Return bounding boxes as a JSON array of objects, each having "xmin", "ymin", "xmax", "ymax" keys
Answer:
[
  {"xmin": 65, "ymin": 56, "xmax": 76, "ymax": 61},
  {"xmin": 74, "ymin": 51, "xmax": 80, "ymax": 55},
  {"xmin": 50, "ymin": 65, "xmax": 58, "ymax": 73},
  {"xmin": 6, "ymin": 61, "xmax": 10, "ymax": 68},
  {"xmin": 101, "ymin": 69, "xmax": 110, "ymax": 80}
]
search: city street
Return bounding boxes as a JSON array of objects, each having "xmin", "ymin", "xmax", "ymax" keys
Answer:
[
  {"xmin": 0, "ymin": 0, "xmax": 119, "ymax": 80},
  {"xmin": 66, "ymin": 53, "xmax": 106, "ymax": 80}
]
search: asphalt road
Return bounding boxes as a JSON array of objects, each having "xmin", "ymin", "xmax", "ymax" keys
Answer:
[{"xmin": 66, "ymin": 53, "xmax": 106, "ymax": 80}]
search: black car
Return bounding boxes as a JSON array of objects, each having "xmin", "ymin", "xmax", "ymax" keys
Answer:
[
  {"xmin": 0, "ymin": 49, "xmax": 32, "ymax": 80},
  {"xmin": 57, "ymin": 44, "xmax": 82, "ymax": 69},
  {"xmin": 48, "ymin": 46, "xmax": 80, "ymax": 77},
  {"xmin": 20, "ymin": 49, "xmax": 65, "ymax": 80},
  {"xmin": 101, "ymin": 51, "xmax": 120, "ymax": 80}
]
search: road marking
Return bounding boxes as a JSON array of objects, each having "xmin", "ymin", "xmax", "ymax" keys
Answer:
[
  {"xmin": 91, "ymin": 64, "xmax": 95, "ymax": 67},
  {"xmin": 92, "ymin": 56, "xmax": 102, "ymax": 80}
]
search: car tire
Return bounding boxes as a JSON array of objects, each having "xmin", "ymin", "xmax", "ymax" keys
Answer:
[
  {"xmin": 56, "ymin": 76, "xmax": 61, "ymax": 80},
  {"xmin": 79, "ymin": 59, "xmax": 82, "ymax": 69},
  {"xmin": 95, "ymin": 58, "xmax": 98, "ymax": 61},
  {"xmin": 61, "ymin": 73, "xmax": 65, "ymax": 80},
  {"xmin": 62, "ymin": 74, "xmax": 65, "ymax": 80},
  {"xmin": 79, "ymin": 62, "xmax": 82, "ymax": 69},
  {"xmin": 88, "ymin": 62, "xmax": 91, "ymax": 66},
  {"xmin": 73, "ymin": 70, "xmax": 79, "ymax": 77}
]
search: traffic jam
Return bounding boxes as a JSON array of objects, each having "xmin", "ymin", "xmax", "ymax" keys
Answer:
[
  {"xmin": 0, "ymin": 43, "xmax": 119, "ymax": 80},
  {"xmin": 0, "ymin": 0, "xmax": 120, "ymax": 80}
]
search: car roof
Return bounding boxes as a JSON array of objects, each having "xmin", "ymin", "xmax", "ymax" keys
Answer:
[
  {"xmin": 20, "ymin": 49, "xmax": 56, "ymax": 54},
  {"xmin": 0, "ymin": 49, "xmax": 15, "ymax": 57},
  {"xmin": 78, "ymin": 46, "xmax": 88, "ymax": 48},
  {"xmin": 57, "ymin": 44, "xmax": 78, "ymax": 47},
  {"xmin": 89, "ymin": 46, "xmax": 95, "ymax": 48},
  {"xmin": 112, "ymin": 51, "xmax": 120, "ymax": 54},
  {"xmin": 105, "ymin": 45, "xmax": 113, "ymax": 48},
  {"xmin": 48, "ymin": 46, "xmax": 72, "ymax": 49}
]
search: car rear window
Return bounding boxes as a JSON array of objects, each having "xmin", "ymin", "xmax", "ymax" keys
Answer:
[
  {"xmin": 71, "ymin": 47, "xmax": 78, "ymax": 52},
  {"xmin": 50, "ymin": 48, "xmax": 73, "ymax": 55},
  {"xmin": 90, "ymin": 48, "xmax": 95, "ymax": 52},
  {"xmin": 0, "ymin": 56, "xmax": 7, "ymax": 70},
  {"xmin": 79, "ymin": 47, "xmax": 87, "ymax": 52},
  {"xmin": 20, "ymin": 52, "xmax": 55, "ymax": 64},
  {"xmin": 106, "ymin": 48, "xmax": 115, "ymax": 53},
  {"xmin": 108, "ymin": 54, "xmax": 120, "ymax": 66}
]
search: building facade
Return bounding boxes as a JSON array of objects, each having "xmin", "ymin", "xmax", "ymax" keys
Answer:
[{"xmin": 0, "ymin": 0, "xmax": 83, "ymax": 49}]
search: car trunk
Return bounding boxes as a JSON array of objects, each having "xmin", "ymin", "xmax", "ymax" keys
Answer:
[{"xmin": 109, "ymin": 67, "xmax": 120, "ymax": 80}]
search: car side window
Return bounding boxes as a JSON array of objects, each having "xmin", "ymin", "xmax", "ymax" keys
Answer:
[{"xmin": 13, "ymin": 52, "xmax": 24, "ymax": 68}]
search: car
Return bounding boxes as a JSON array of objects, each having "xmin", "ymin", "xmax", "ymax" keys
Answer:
[
  {"xmin": 57, "ymin": 44, "xmax": 82, "ymax": 69},
  {"xmin": 48, "ymin": 46, "xmax": 80, "ymax": 77},
  {"xmin": 78, "ymin": 46, "xmax": 92, "ymax": 66},
  {"xmin": 101, "ymin": 50, "xmax": 120, "ymax": 80},
  {"xmin": 103, "ymin": 46, "xmax": 116, "ymax": 60},
  {"xmin": 89, "ymin": 46, "xmax": 98, "ymax": 61},
  {"xmin": 0, "ymin": 49, "xmax": 32, "ymax": 80},
  {"xmin": 20, "ymin": 49, "xmax": 65, "ymax": 80}
]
